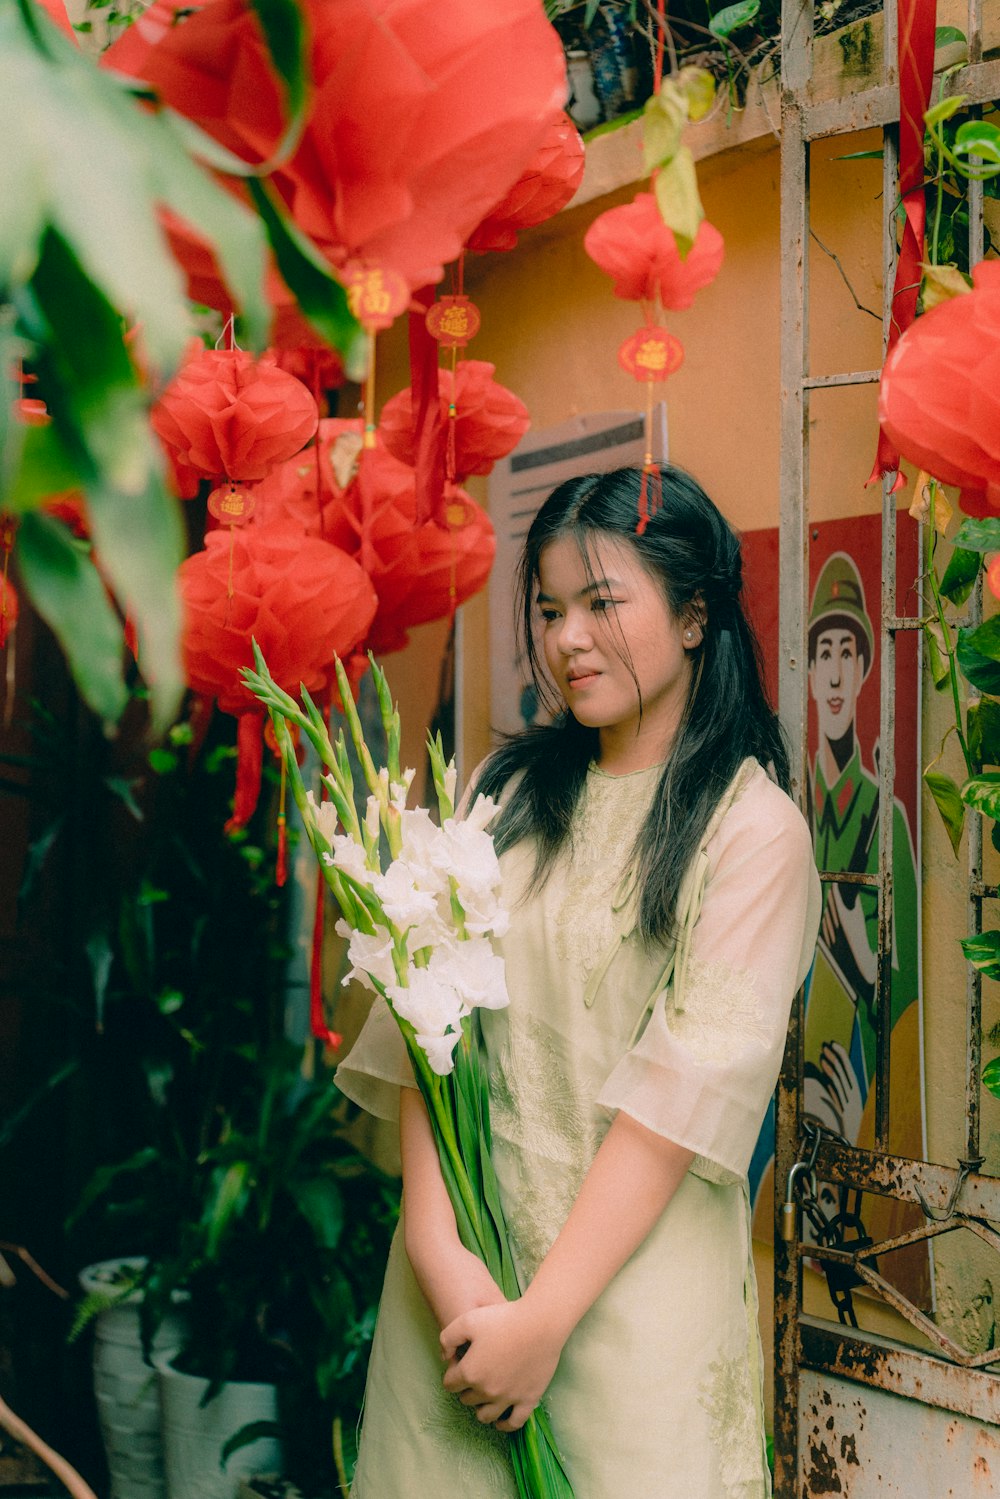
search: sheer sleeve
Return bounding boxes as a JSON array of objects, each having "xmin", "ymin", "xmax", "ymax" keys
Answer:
[
  {"xmin": 596, "ymin": 772, "xmax": 821, "ymax": 1183},
  {"xmin": 335, "ymin": 998, "xmax": 417, "ymax": 1124}
]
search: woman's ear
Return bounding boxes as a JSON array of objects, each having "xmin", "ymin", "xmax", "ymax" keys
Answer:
[{"xmin": 682, "ymin": 596, "xmax": 705, "ymax": 649}]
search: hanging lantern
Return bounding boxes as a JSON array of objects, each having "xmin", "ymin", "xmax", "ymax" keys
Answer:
[
  {"xmin": 378, "ymin": 360, "xmax": 529, "ymax": 482},
  {"xmin": 152, "ymin": 347, "xmax": 318, "ymax": 484},
  {"xmin": 364, "ymin": 481, "xmax": 496, "ymax": 655},
  {"xmin": 878, "ymin": 260, "xmax": 1000, "ymax": 516},
  {"xmin": 106, "ymin": 0, "xmax": 567, "ymax": 297},
  {"xmin": 467, "ymin": 112, "xmax": 585, "ymax": 253},
  {"xmin": 618, "ymin": 324, "xmax": 685, "ymax": 534},
  {"xmin": 178, "ymin": 521, "xmax": 377, "ymax": 828},
  {"xmin": 584, "ymin": 193, "xmax": 724, "ymax": 307}
]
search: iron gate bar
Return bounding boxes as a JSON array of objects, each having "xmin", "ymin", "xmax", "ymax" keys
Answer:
[
  {"xmin": 811, "ymin": 1136, "xmax": 1000, "ymax": 1220},
  {"xmin": 800, "ymin": 1320, "xmax": 1000, "ymax": 1423},
  {"xmin": 802, "ymin": 370, "xmax": 882, "ymax": 387},
  {"xmin": 776, "ymin": 0, "xmax": 999, "ymax": 1489}
]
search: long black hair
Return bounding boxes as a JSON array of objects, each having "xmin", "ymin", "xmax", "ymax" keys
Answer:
[{"xmin": 473, "ymin": 464, "xmax": 789, "ymax": 947}]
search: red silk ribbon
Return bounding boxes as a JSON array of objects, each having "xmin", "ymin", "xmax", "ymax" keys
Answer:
[{"xmin": 868, "ymin": 0, "xmax": 937, "ymax": 488}]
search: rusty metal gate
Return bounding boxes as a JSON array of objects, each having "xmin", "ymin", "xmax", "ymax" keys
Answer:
[{"xmin": 775, "ymin": 0, "xmax": 1000, "ymax": 1491}]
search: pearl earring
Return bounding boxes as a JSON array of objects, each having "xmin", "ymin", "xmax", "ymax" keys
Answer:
[{"xmin": 684, "ymin": 628, "xmax": 694, "ymax": 641}]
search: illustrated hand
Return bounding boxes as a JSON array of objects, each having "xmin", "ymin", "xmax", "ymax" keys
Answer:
[
  {"xmin": 440, "ymin": 1299, "xmax": 564, "ymax": 1432},
  {"xmin": 804, "ymin": 1040, "xmax": 864, "ymax": 1142},
  {"xmin": 819, "ymin": 882, "xmax": 877, "ymax": 994}
]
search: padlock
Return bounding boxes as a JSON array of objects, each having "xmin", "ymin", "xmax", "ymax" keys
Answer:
[{"xmin": 780, "ymin": 1198, "xmax": 798, "ymax": 1243}]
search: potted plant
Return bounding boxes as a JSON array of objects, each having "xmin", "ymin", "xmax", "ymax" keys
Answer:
[{"xmin": 64, "ymin": 720, "xmax": 398, "ymax": 1498}]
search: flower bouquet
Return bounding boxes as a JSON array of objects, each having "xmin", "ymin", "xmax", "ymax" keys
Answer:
[{"xmin": 243, "ymin": 646, "xmax": 575, "ymax": 1499}]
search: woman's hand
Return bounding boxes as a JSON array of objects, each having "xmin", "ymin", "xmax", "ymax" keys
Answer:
[
  {"xmin": 440, "ymin": 1299, "xmax": 565, "ymax": 1432},
  {"xmin": 424, "ymin": 1240, "xmax": 507, "ymax": 1331}
]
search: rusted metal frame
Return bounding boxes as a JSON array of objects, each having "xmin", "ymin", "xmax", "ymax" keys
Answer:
[
  {"xmin": 800, "ymin": 1319, "xmax": 1000, "ymax": 1423},
  {"xmin": 811, "ymin": 1211, "xmax": 1000, "ymax": 1260},
  {"xmin": 802, "ymin": 369, "xmax": 881, "ymax": 388},
  {"xmin": 964, "ymin": 35, "xmax": 987, "ymax": 1172},
  {"xmin": 774, "ymin": 6, "xmax": 813, "ymax": 1490},
  {"xmin": 819, "ymin": 869, "xmax": 879, "ymax": 888},
  {"xmin": 872, "ymin": 100, "xmax": 899, "ymax": 1154},
  {"xmin": 803, "ymin": 1247, "xmax": 1000, "ymax": 1366},
  {"xmin": 811, "ymin": 1135, "xmax": 1000, "ymax": 1220}
]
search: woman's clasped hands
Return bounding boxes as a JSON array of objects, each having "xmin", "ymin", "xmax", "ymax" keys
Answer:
[{"xmin": 440, "ymin": 1295, "xmax": 566, "ymax": 1433}]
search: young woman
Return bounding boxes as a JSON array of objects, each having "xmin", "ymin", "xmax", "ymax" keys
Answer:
[{"xmin": 337, "ymin": 465, "xmax": 821, "ymax": 1498}]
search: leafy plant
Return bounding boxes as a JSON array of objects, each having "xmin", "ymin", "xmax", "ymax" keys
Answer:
[{"xmin": 1, "ymin": 0, "xmax": 361, "ymax": 733}]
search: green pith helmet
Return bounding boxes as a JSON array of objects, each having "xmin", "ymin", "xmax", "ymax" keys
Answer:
[{"xmin": 808, "ymin": 551, "xmax": 874, "ymax": 668}]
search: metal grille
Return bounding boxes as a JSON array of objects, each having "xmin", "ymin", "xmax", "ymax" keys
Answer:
[{"xmin": 775, "ymin": 1, "xmax": 1000, "ymax": 1489}]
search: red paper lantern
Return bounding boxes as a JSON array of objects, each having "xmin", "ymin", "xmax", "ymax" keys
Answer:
[
  {"xmin": 252, "ymin": 418, "xmax": 369, "ymax": 551},
  {"xmin": 878, "ymin": 261, "xmax": 1000, "ymax": 515},
  {"xmin": 584, "ymin": 193, "xmax": 725, "ymax": 308},
  {"xmin": 152, "ymin": 347, "xmax": 318, "ymax": 483},
  {"xmin": 106, "ymin": 0, "xmax": 567, "ymax": 297},
  {"xmin": 467, "ymin": 112, "xmax": 585, "ymax": 253},
  {"xmin": 367, "ymin": 488, "xmax": 495, "ymax": 655},
  {"xmin": 378, "ymin": 360, "xmax": 529, "ymax": 480},
  {"xmin": 178, "ymin": 521, "xmax": 377, "ymax": 824}
]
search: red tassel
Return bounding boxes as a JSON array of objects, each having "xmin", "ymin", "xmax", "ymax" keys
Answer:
[
  {"xmin": 225, "ymin": 712, "xmax": 264, "ymax": 832},
  {"xmin": 409, "ymin": 286, "xmax": 446, "ymax": 524}
]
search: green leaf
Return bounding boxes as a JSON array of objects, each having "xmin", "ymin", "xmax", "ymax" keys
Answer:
[
  {"xmin": 708, "ymin": 0, "xmax": 761, "ymax": 38},
  {"xmin": 968, "ymin": 699, "xmax": 1000, "ymax": 767},
  {"xmin": 202, "ymin": 1161, "xmax": 251, "ymax": 1259},
  {"xmin": 677, "ymin": 67, "xmax": 716, "ymax": 123},
  {"xmin": 246, "ymin": 178, "xmax": 365, "ymax": 370},
  {"xmin": 960, "ymin": 929, "xmax": 1000, "ymax": 981},
  {"xmin": 85, "ymin": 471, "xmax": 185, "ymax": 735},
  {"xmin": 25, "ymin": 227, "xmax": 150, "ymax": 493},
  {"xmin": 3, "ymin": 422, "xmax": 85, "ymax": 514},
  {"xmin": 653, "ymin": 146, "xmax": 703, "ymax": 258},
  {"xmin": 939, "ymin": 545, "xmax": 980, "ymax": 605},
  {"xmin": 833, "ymin": 149, "xmax": 884, "ymax": 161},
  {"xmin": 923, "ymin": 622, "xmax": 952, "ymax": 692},
  {"xmin": 16, "ymin": 511, "xmax": 127, "ymax": 724},
  {"xmin": 935, "ymin": 25, "xmax": 967, "ymax": 48},
  {"xmin": 248, "ymin": 0, "xmax": 309, "ymax": 162},
  {"xmin": 951, "ymin": 517, "xmax": 1000, "ymax": 553},
  {"xmin": 953, "ymin": 120, "xmax": 1000, "ymax": 167},
  {"xmin": 289, "ymin": 1177, "xmax": 344, "ymax": 1250},
  {"xmin": 924, "ymin": 770, "xmax": 965, "ymax": 855},
  {"xmin": 957, "ymin": 617, "xmax": 1000, "ymax": 695},
  {"xmin": 983, "ymin": 1055, "xmax": 1000, "ymax": 1100},
  {"xmin": 961, "ymin": 772, "xmax": 1000, "ymax": 820},
  {"xmin": 925, "ymin": 94, "xmax": 967, "ymax": 130},
  {"xmin": 643, "ymin": 90, "xmax": 685, "ymax": 173},
  {"xmin": 221, "ymin": 1421, "xmax": 282, "ymax": 1468}
]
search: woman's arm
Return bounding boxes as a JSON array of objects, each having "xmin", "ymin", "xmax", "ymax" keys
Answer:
[
  {"xmin": 441, "ymin": 1111, "xmax": 694, "ymax": 1430},
  {"xmin": 399, "ymin": 1087, "xmax": 506, "ymax": 1329}
]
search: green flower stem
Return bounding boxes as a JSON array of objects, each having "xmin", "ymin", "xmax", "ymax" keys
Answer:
[{"xmin": 927, "ymin": 498, "xmax": 974, "ymax": 777}]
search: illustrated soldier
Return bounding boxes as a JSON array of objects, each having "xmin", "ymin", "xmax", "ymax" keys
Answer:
[{"xmin": 804, "ymin": 552, "xmax": 919, "ymax": 1128}]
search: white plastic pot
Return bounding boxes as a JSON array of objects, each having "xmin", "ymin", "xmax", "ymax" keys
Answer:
[
  {"xmin": 79, "ymin": 1257, "xmax": 188, "ymax": 1499},
  {"xmin": 156, "ymin": 1358, "xmax": 283, "ymax": 1499}
]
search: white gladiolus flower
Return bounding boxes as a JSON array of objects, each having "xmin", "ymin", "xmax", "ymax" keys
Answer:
[
  {"xmin": 416, "ymin": 1029, "xmax": 462, "ymax": 1075},
  {"xmin": 388, "ymin": 965, "xmax": 465, "ymax": 1036},
  {"xmin": 428, "ymin": 938, "xmax": 509, "ymax": 1010},
  {"xmin": 365, "ymin": 795, "xmax": 381, "ymax": 841},
  {"xmin": 397, "ymin": 807, "xmax": 451, "ymax": 893},
  {"xmin": 337, "ymin": 922, "xmax": 398, "ymax": 991},
  {"xmin": 324, "ymin": 831, "xmax": 374, "ymax": 886},
  {"xmin": 305, "ymin": 790, "xmax": 339, "ymax": 845},
  {"xmin": 461, "ymin": 793, "xmax": 501, "ymax": 834},
  {"xmin": 390, "ymin": 768, "xmax": 416, "ymax": 812},
  {"xmin": 441, "ymin": 813, "xmax": 506, "ymax": 935},
  {"xmin": 374, "ymin": 860, "xmax": 440, "ymax": 932},
  {"xmin": 443, "ymin": 761, "xmax": 457, "ymax": 808}
]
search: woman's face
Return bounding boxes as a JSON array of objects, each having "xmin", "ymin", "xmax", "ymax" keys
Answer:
[{"xmin": 536, "ymin": 531, "xmax": 699, "ymax": 770}]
